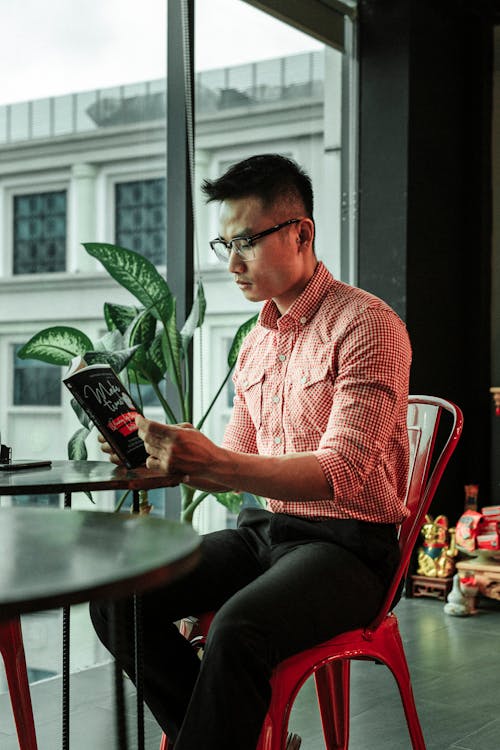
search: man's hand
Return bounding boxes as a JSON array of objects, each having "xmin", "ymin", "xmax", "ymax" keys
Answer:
[
  {"xmin": 97, "ymin": 433, "xmax": 122, "ymax": 466},
  {"xmin": 135, "ymin": 415, "xmax": 223, "ymax": 484}
]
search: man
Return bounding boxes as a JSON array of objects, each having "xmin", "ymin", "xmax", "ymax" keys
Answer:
[{"xmin": 91, "ymin": 154, "xmax": 412, "ymax": 750}]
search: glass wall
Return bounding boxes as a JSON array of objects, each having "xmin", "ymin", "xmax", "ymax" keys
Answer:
[
  {"xmin": 192, "ymin": 0, "xmax": 348, "ymax": 532},
  {"xmin": 0, "ymin": 0, "xmax": 355, "ymax": 715},
  {"xmin": 0, "ymin": 0, "xmax": 167, "ymax": 700}
]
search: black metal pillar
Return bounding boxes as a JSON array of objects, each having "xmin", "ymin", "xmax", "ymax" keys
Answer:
[{"xmin": 165, "ymin": 0, "xmax": 195, "ymax": 520}]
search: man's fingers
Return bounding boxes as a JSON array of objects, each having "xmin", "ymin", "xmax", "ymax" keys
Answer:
[{"xmin": 96, "ymin": 433, "xmax": 124, "ymax": 466}]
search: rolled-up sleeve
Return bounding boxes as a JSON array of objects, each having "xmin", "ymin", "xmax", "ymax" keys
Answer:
[{"xmin": 314, "ymin": 307, "xmax": 412, "ymax": 504}]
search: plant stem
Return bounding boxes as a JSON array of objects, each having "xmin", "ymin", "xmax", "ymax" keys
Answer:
[
  {"xmin": 150, "ymin": 381, "xmax": 178, "ymax": 424},
  {"xmin": 181, "ymin": 486, "xmax": 210, "ymax": 525},
  {"xmin": 183, "ymin": 352, "xmax": 192, "ymax": 423},
  {"xmin": 115, "ymin": 489, "xmax": 131, "ymax": 512},
  {"xmin": 196, "ymin": 365, "xmax": 234, "ymax": 431},
  {"xmin": 161, "ymin": 327, "xmax": 187, "ymax": 423}
]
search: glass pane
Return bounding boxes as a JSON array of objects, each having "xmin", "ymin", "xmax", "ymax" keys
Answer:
[
  {"xmin": 0, "ymin": 105, "xmax": 6, "ymax": 142},
  {"xmin": 53, "ymin": 94, "xmax": 74, "ymax": 136},
  {"xmin": 10, "ymin": 101, "xmax": 29, "ymax": 141},
  {"xmin": 194, "ymin": 0, "xmax": 344, "ymax": 532},
  {"xmin": 31, "ymin": 98, "xmax": 52, "ymax": 139},
  {"xmin": 12, "ymin": 494, "xmax": 61, "ymax": 508},
  {"xmin": 0, "ymin": 0, "xmax": 167, "ymax": 692}
]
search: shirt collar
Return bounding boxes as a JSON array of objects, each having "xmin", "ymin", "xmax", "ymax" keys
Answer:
[{"xmin": 259, "ymin": 261, "xmax": 335, "ymax": 330}]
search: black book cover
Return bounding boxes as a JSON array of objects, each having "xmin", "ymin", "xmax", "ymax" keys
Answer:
[{"xmin": 63, "ymin": 358, "xmax": 148, "ymax": 468}]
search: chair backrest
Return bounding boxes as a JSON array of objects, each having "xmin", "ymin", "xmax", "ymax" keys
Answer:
[{"xmin": 368, "ymin": 395, "xmax": 463, "ymax": 632}]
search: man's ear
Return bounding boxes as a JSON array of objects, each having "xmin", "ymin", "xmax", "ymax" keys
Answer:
[{"xmin": 298, "ymin": 218, "xmax": 314, "ymax": 250}]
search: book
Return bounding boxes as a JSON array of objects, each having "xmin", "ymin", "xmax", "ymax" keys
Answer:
[{"xmin": 63, "ymin": 357, "xmax": 148, "ymax": 469}]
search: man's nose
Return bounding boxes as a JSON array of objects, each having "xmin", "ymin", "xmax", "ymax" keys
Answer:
[{"xmin": 228, "ymin": 250, "xmax": 246, "ymax": 274}]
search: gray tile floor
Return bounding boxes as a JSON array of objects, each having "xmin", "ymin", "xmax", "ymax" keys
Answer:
[{"xmin": 1, "ymin": 594, "xmax": 500, "ymax": 749}]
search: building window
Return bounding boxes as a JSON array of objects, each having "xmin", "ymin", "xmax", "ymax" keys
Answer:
[
  {"xmin": 115, "ymin": 178, "xmax": 166, "ymax": 265},
  {"xmin": 13, "ymin": 345, "xmax": 61, "ymax": 406},
  {"xmin": 13, "ymin": 190, "xmax": 67, "ymax": 274}
]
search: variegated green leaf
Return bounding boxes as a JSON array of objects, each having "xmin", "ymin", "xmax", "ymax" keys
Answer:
[
  {"xmin": 227, "ymin": 314, "xmax": 259, "ymax": 368},
  {"xmin": 128, "ymin": 327, "xmax": 168, "ymax": 383},
  {"xmin": 180, "ymin": 281, "xmax": 206, "ymax": 354},
  {"xmin": 84, "ymin": 243, "xmax": 174, "ymax": 323},
  {"xmin": 68, "ymin": 427, "xmax": 91, "ymax": 460},
  {"xmin": 84, "ymin": 346, "xmax": 141, "ymax": 374},
  {"xmin": 126, "ymin": 309, "xmax": 157, "ymax": 350},
  {"xmin": 104, "ymin": 302, "xmax": 141, "ymax": 334},
  {"xmin": 70, "ymin": 398, "xmax": 93, "ymax": 430},
  {"xmin": 68, "ymin": 428, "xmax": 94, "ymax": 502},
  {"xmin": 161, "ymin": 301, "xmax": 183, "ymax": 389},
  {"xmin": 94, "ymin": 329, "xmax": 125, "ymax": 353},
  {"xmin": 129, "ymin": 350, "xmax": 164, "ymax": 385},
  {"xmin": 148, "ymin": 330, "xmax": 168, "ymax": 374},
  {"xmin": 17, "ymin": 326, "xmax": 94, "ymax": 366}
]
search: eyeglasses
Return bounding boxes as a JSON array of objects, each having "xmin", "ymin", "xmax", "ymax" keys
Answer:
[{"xmin": 209, "ymin": 218, "xmax": 301, "ymax": 262}]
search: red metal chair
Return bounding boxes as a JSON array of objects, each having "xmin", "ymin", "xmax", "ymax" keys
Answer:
[
  {"xmin": 0, "ymin": 616, "xmax": 38, "ymax": 750},
  {"xmin": 160, "ymin": 395, "xmax": 463, "ymax": 750}
]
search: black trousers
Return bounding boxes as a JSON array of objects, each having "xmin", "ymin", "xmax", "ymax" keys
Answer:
[{"xmin": 90, "ymin": 508, "xmax": 400, "ymax": 750}]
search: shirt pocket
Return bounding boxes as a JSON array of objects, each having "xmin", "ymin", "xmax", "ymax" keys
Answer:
[
  {"xmin": 286, "ymin": 365, "xmax": 333, "ymax": 434},
  {"xmin": 237, "ymin": 367, "xmax": 265, "ymax": 430}
]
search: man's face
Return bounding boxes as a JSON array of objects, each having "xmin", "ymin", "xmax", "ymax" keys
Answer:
[{"xmin": 217, "ymin": 195, "xmax": 313, "ymax": 314}]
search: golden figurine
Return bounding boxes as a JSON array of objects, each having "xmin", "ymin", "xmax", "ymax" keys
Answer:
[{"xmin": 417, "ymin": 515, "xmax": 458, "ymax": 578}]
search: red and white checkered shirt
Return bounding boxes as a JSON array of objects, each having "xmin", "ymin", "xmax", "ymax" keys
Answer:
[{"xmin": 223, "ymin": 262, "xmax": 412, "ymax": 523}]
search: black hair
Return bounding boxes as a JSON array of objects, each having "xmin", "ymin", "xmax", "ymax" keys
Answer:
[{"xmin": 201, "ymin": 154, "xmax": 314, "ymax": 220}]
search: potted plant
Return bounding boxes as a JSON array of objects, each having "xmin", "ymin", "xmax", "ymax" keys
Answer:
[{"xmin": 18, "ymin": 242, "xmax": 261, "ymax": 524}]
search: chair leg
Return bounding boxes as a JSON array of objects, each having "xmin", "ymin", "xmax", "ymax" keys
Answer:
[
  {"xmin": 314, "ymin": 660, "xmax": 350, "ymax": 750},
  {"xmin": 0, "ymin": 617, "xmax": 38, "ymax": 750},
  {"xmin": 387, "ymin": 656, "xmax": 426, "ymax": 749},
  {"xmin": 380, "ymin": 624, "xmax": 426, "ymax": 750}
]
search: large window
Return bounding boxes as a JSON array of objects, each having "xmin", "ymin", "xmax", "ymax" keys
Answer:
[
  {"xmin": 0, "ymin": 0, "xmax": 355, "ymax": 704},
  {"xmin": 0, "ymin": 0, "xmax": 168, "ymax": 699},
  {"xmin": 192, "ymin": 0, "xmax": 353, "ymax": 532},
  {"xmin": 13, "ymin": 190, "xmax": 67, "ymax": 274}
]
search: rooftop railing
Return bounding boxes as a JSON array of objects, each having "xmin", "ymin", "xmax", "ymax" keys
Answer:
[{"xmin": 0, "ymin": 51, "xmax": 324, "ymax": 145}]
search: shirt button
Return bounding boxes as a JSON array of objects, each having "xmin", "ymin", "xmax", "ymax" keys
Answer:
[
  {"xmin": 272, "ymin": 395, "xmax": 280, "ymax": 403},
  {"xmin": 278, "ymin": 354, "xmax": 286, "ymax": 362},
  {"xmin": 300, "ymin": 375, "xmax": 307, "ymax": 384},
  {"xmin": 300, "ymin": 316, "xmax": 307, "ymax": 325},
  {"xmin": 274, "ymin": 436, "xmax": 282, "ymax": 445}
]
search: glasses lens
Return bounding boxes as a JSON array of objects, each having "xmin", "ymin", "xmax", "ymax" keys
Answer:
[
  {"xmin": 210, "ymin": 239, "xmax": 256, "ymax": 262},
  {"xmin": 211, "ymin": 241, "xmax": 230, "ymax": 262},
  {"xmin": 232, "ymin": 239, "xmax": 255, "ymax": 260}
]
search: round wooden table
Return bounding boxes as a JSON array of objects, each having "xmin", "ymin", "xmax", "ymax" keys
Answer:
[
  {"xmin": 0, "ymin": 506, "xmax": 200, "ymax": 619},
  {"xmin": 0, "ymin": 459, "xmax": 180, "ymax": 496},
  {"xmin": 0, "ymin": 462, "xmax": 199, "ymax": 750}
]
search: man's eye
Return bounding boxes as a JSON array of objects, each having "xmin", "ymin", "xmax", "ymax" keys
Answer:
[{"xmin": 234, "ymin": 240, "xmax": 251, "ymax": 251}]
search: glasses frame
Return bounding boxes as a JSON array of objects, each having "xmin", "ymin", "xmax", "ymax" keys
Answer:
[{"xmin": 209, "ymin": 218, "xmax": 301, "ymax": 262}]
